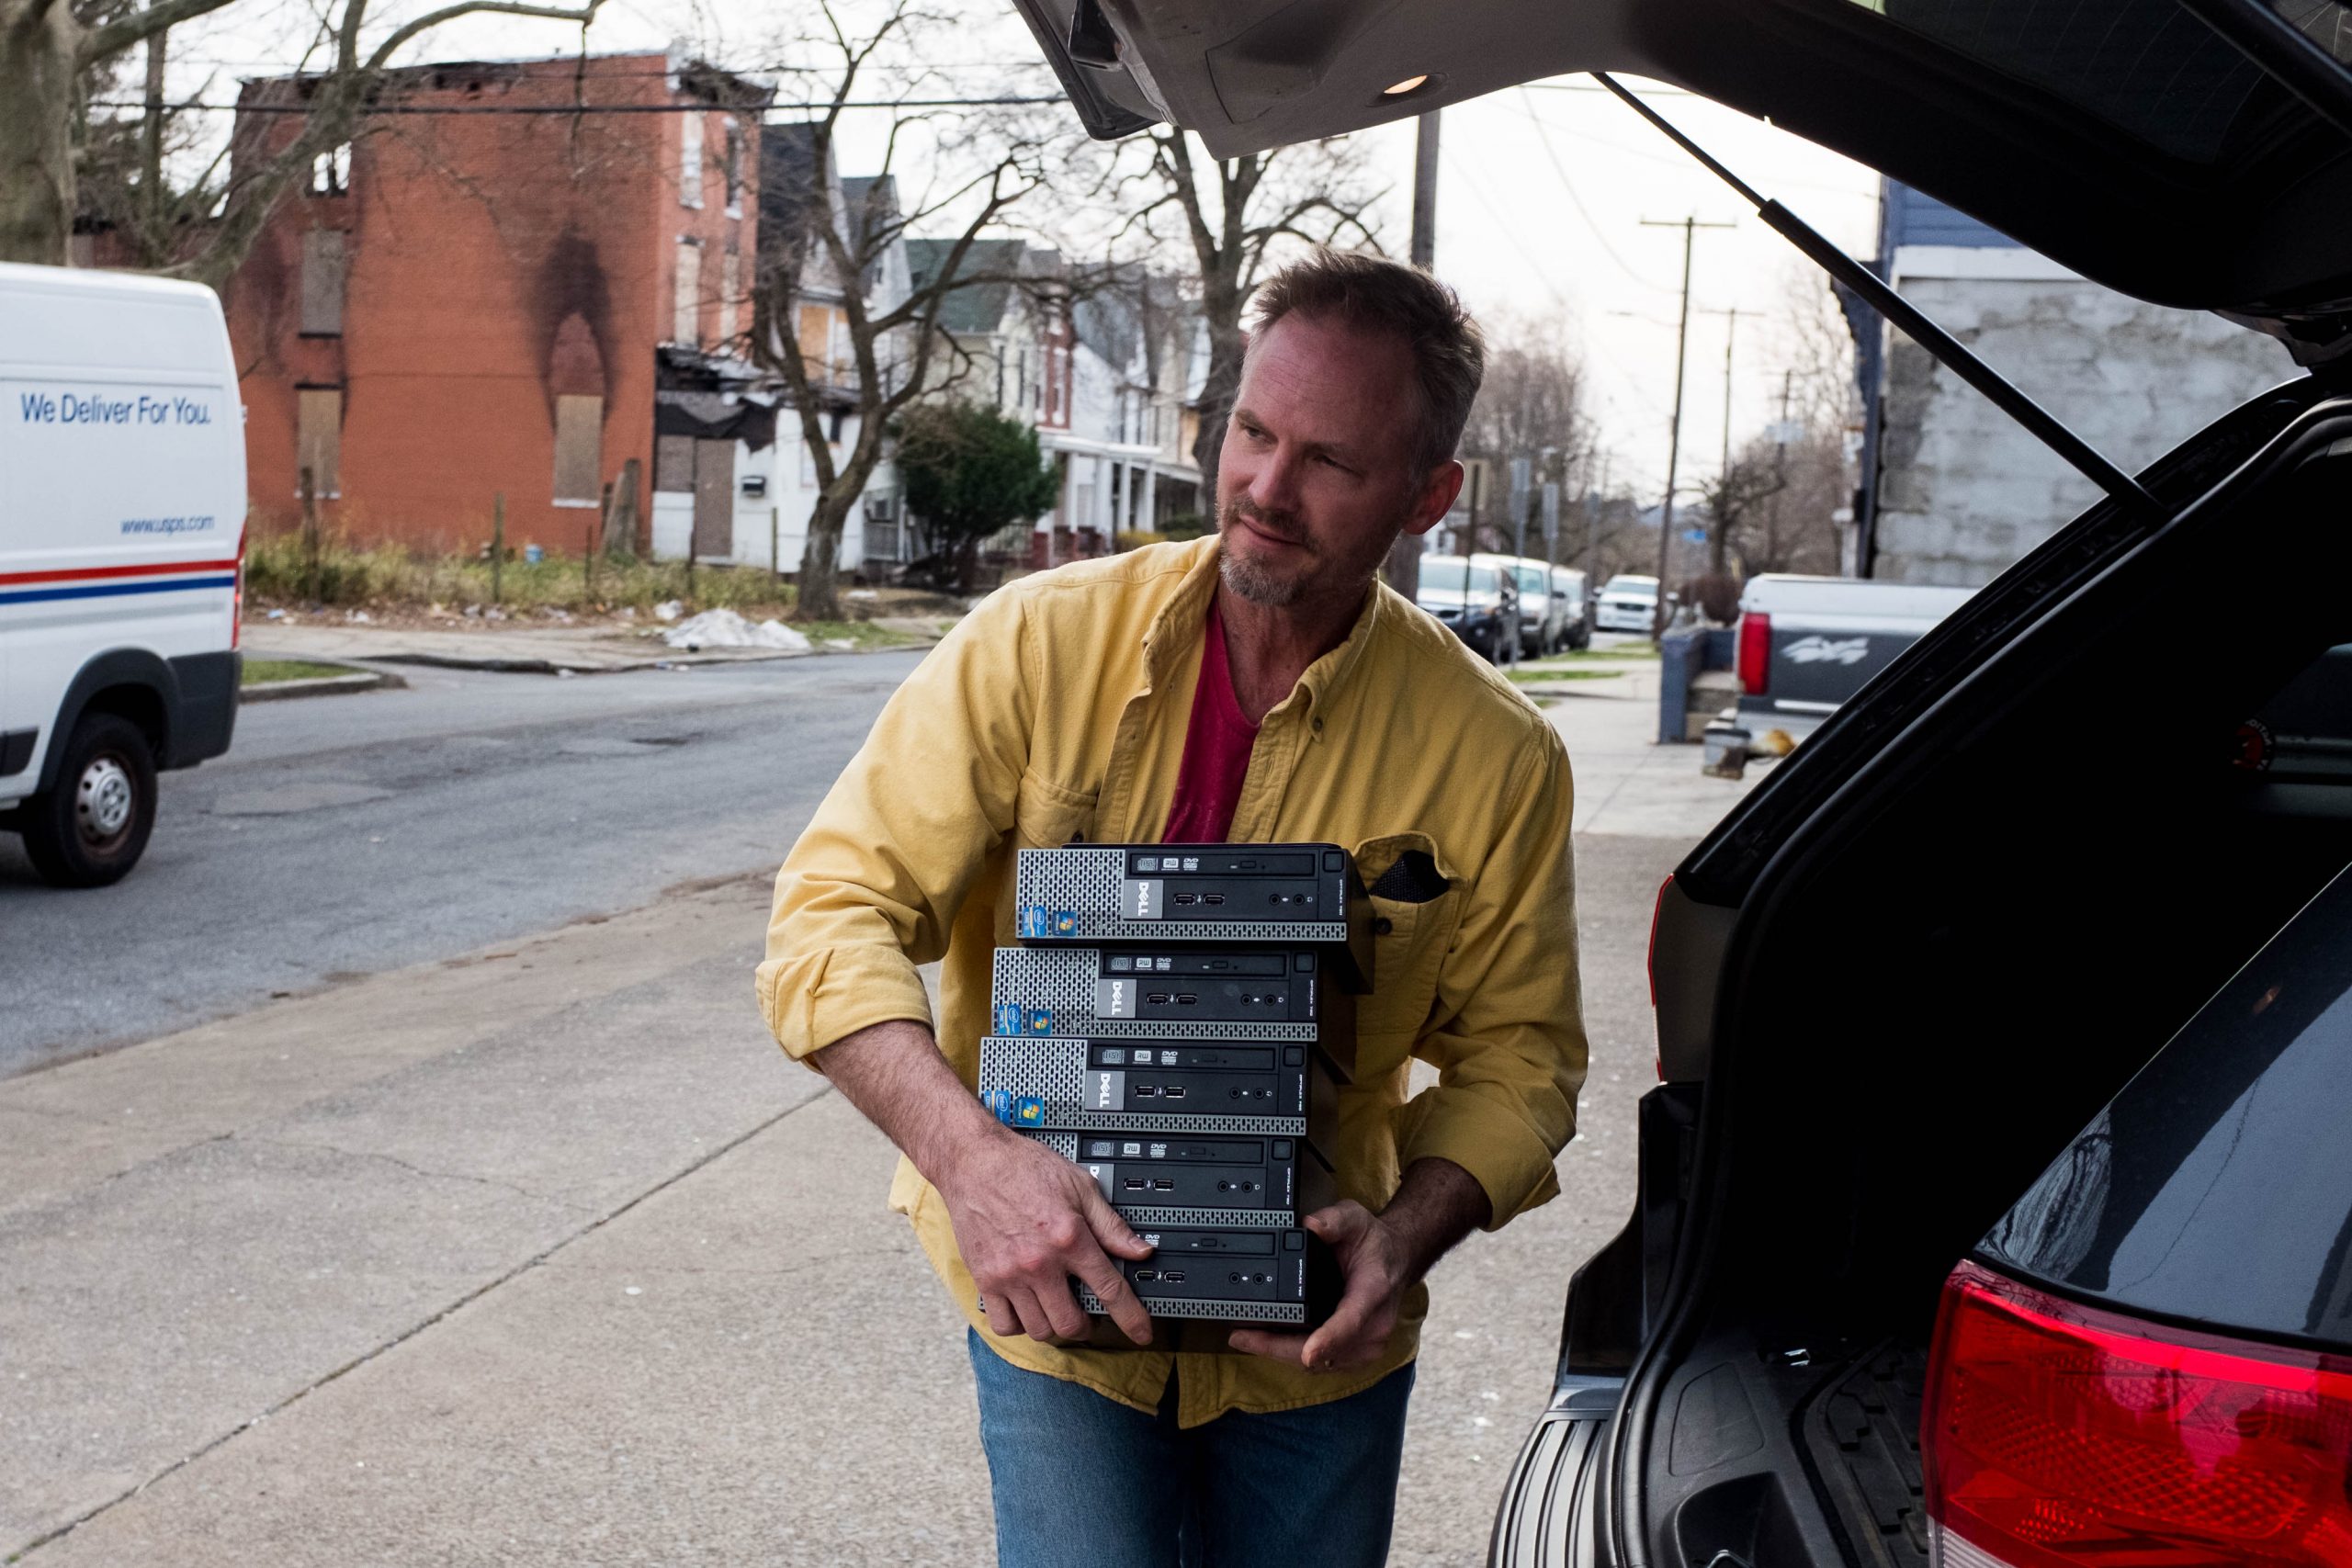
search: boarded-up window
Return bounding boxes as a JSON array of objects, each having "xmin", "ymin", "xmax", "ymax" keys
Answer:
[
  {"xmin": 680, "ymin": 114, "xmax": 704, "ymax": 209},
  {"xmin": 718, "ymin": 251, "xmax": 741, "ymax": 345},
  {"xmin": 297, "ymin": 388, "xmax": 342, "ymax": 498},
  {"xmin": 797, "ymin": 304, "xmax": 831, "ymax": 373},
  {"xmin": 300, "ymin": 229, "xmax": 346, "ymax": 336},
  {"xmin": 654, "ymin": 434, "xmax": 697, "ymax": 492},
  {"xmin": 553, "ymin": 395, "xmax": 603, "ymax": 505},
  {"xmin": 673, "ymin": 242, "xmax": 701, "ymax": 346},
  {"xmin": 723, "ymin": 121, "xmax": 743, "ymax": 215}
]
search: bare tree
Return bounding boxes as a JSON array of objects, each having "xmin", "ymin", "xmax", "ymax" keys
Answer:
[
  {"xmin": 1706, "ymin": 427, "xmax": 1846, "ymax": 578},
  {"xmin": 1456, "ymin": 312, "xmax": 1597, "ymax": 554},
  {"xmin": 1, "ymin": 0, "xmax": 602, "ymax": 274},
  {"xmin": 752, "ymin": 0, "xmax": 1048, "ymax": 622},
  {"xmin": 1114, "ymin": 130, "xmax": 1384, "ymax": 494}
]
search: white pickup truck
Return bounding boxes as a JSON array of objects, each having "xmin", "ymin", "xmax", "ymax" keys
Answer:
[{"xmin": 1733, "ymin": 574, "xmax": 1976, "ymax": 740}]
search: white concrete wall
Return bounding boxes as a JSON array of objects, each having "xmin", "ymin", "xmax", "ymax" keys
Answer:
[
  {"xmin": 650, "ymin": 494, "xmax": 693, "ymax": 562},
  {"xmin": 1874, "ymin": 247, "xmax": 2299, "ymax": 586},
  {"xmin": 727, "ymin": 421, "xmax": 867, "ymax": 573}
]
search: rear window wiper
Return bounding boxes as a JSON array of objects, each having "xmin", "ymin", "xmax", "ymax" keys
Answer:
[{"xmin": 1591, "ymin": 73, "xmax": 2165, "ymax": 526}]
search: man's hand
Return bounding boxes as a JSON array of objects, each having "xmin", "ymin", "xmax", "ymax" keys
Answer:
[
  {"xmin": 1228, "ymin": 1201, "xmax": 1408, "ymax": 1371},
  {"xmin": 1228, "ymin": 1157, "xmax": 1491, "ymax": 1373},
  {"xmin": 935, "ymin": 1128, "xmax": 1157, "ymax": 1347},
  {"xmin": 810, "ymin": 1020, "xmax": 1156, "ymax": 1347}
]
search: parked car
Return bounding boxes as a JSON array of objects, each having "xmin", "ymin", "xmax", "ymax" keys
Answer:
[
  {"xmin": 0, "ymin": 263, "xmax": 244, "ymax": 886},
  {"xmin": 1550, "ymin": 566, "xmax": 1592, "ymax": 650},
  {"xmin": 1497, "ymin": 556, "xmax": 1573, "ymax": 654},
  {"xmin": 1026, "ymin": 3, "xmax": 2352, "ymax": 1564},
  {"xmin": 1593, "ymin": 573, "xmax": 1662, "ymax": 635},
  {"xmin": 1415, "ymin": 554, "xmax": 1521, "ymax": 663},
  {"xmin": 1731, "ymin": 574, "xmax": 1975, "ymax": 740}
]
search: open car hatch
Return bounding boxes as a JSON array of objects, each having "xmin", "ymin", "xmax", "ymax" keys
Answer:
[{"xmin": 1013, "ymin": 0, "xmax": 2352, "ymax": 356}]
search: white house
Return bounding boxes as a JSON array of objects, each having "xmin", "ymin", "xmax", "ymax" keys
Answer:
[{"xmin": 650, "ymin": 125, "xmax": 911, "ymax": 576}]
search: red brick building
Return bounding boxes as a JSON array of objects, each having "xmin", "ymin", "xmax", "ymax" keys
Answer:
[{"xmin": 225, "ymin": 51, "xmax": 770, "ymax": 553}]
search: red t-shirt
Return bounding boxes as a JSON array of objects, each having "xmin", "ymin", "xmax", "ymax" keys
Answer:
[{"xmin": 1161, "ymin": 593, "xmax": 1258, "ymax": 842}]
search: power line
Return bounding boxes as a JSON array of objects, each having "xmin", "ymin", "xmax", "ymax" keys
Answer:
[
  {"xmin": 1525, "ymin": 79, "xmax": 1697, "ymax": 96},
  {"xmin": 89, "ymin": 94, "xmax": 1066, "ymax": 113},
  {"xmin": 1514, "ymin": 103, "xmax": 1881, "ymax": 199},
  {"xmin": 1513, "ymin": 86, "xmax": 1676, "ymax": 293}
]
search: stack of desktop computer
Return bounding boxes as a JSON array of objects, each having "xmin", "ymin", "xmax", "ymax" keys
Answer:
[{"xmin": 978, "ymin": 843, "xmax": 1369, "ymax": 1343}]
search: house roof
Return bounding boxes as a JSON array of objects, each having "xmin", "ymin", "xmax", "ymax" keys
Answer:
[{"xmin": 905, "ymin": 238, "xmax": 1028, "ymax": 334}]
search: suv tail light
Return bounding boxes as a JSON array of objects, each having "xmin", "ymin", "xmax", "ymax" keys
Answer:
[
  {"xmin": 1924, "ymin": 1260, "xmax": 2352, "ymax": 1568},
  {"xmin": 1736, "ymin": 613, "xmax": 1770, "ymax": 694}
]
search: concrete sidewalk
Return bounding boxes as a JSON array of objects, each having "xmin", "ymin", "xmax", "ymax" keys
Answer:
[
  {"xmin": 2, "ymin": 684, "xmax": 1760, "ymax": 1565},
  {"xmin": 1532, "ymin": 659, "xmax": 1771, "ymax": 836}
]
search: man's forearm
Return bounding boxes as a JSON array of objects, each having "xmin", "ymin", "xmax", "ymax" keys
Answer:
[
  {"xmin": 1380, "ymin": 1157, "xmax": 1491, "ymax": 1283},
  {"xmin": 811, "ymin": 1018, "xmax": 1010, "ymax": 1185}
]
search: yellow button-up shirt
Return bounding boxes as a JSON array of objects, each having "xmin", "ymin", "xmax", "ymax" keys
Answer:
[{"xmin": 758, "ymin": 536, "xmax": 1586, "ymax": 1426}]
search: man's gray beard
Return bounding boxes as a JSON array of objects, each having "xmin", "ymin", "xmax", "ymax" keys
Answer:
[{"xmin": 1219, "ymin": 547, "xmax": 1306, "ymax": 607}]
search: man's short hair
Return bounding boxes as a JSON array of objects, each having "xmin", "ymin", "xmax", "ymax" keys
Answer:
[{"xmin": 1248, "ymin": 248, "xmax": 1486, "ymax": 476}]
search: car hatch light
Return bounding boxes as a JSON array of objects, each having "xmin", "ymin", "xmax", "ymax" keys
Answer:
[{"xmin": 1923, "ymin": 1259, "xmax": 2352, "ymax": 1568}]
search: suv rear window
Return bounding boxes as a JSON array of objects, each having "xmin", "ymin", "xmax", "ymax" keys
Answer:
[
  {"xmin": 1845, "ymin": 0, "xmax": 2294, "ymax": 163},
  {"xmin": 2278, "ymin": 0, "xmax": 2352, "ymax": 62}
]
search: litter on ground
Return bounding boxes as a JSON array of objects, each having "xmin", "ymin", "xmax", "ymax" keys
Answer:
[{"xmin": 661, "ymin": 608, "xmax": 812, "ymax": 653}]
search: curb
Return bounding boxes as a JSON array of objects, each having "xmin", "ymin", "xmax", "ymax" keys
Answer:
[
  {"xmin": 239, "ymin": 669, "xmax": 410, "ymax": 704},
  {"xmin": 368, "ymin": 649, "xmax": 808, "ymax": 675}
]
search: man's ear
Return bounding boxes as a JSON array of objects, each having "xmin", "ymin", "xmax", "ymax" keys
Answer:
[{"xmin": 1402, "ymin": 459, "xmax": 1464, "ymax": 538}]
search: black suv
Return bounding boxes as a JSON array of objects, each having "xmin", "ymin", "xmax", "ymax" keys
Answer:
[{"xmin": 1023, "ymin": 2, "xmax": 2352, "ymax": 1562}]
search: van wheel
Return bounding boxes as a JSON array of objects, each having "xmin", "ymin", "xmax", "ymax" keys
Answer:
[{"xmin": 19, "ymin": 714, "xmax": 157, "ymax": 888}]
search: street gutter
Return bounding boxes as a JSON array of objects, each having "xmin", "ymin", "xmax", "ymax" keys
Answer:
[{"xmin": 239, "ymin": 669, "xmax": 409, "ymax": 703}]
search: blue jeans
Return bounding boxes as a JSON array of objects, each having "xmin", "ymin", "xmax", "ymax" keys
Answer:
[{"xmin": 967, "ymin": 1329, "xmax": 1416, "ymax": 1568}]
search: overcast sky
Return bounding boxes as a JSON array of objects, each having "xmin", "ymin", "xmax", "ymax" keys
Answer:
[{"xmin": 164, "ymin": 0, "xmax": 1887, "ymax": 505}]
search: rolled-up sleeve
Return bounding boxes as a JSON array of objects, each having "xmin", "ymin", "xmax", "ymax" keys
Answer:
[
  {"xmin": 1393, "ymin": 723, "xmax": 1586, "ymax": 1229},
  {"xmin": 755, "ymin": 586, "xmax": 1035, "ymax": 1062}
]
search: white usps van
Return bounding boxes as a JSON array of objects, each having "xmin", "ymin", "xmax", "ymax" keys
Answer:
[{"xmin": 0, "ymin": 262, "xmax": 244, "ymax": 886}]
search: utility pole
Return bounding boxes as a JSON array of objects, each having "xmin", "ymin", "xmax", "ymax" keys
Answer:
[
  {"xmin": 1766, "ymin": 367, "xmax": 1793, "ymax": 570},
  {"xmin": 1383, "ymin": 108, "xmax": 1442, "ymax": 604},
  {"xmin": 141, "ymin": 18, "xmax": 167, "ymax": 246},
  {"xmin": 1640, "ymin": 216, "xmax": 1733, "ymax": 637},
  {"xmin": 1699, "ymin": 304, "xmax": 1742, "ymax": 574},
  {"xmin": 1584, "ymin": 449, "xmax": 1608, "ymax": 589}
]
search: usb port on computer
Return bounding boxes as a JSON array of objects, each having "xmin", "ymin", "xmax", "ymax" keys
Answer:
[
  {"xmin": 1151, "ymin": 1179, "xmax": 1175, "ymax": 1190},
  {"xmin": 1147, "ymin": 992, "xmax": 1170, "ymax": 1005},
  {"xmin": 1175, "ymin": 993, "xmax": 1197, "ymax": 1005},
  {"xmin": 1124, "ymin": 1178, "xmax": 1147, "ymax": 1190},
  {"xmin": 1133, "ymin": 1269, "xmax": 1157, "ymax": 1282},
  {"xmin": 1133, "ymin": 1086, "xmax": 1158, "ymax": 1097},
  {"xmin": 1204, "ymin": 894, "xmax": 1225, "ymax": 905},
  {"xmin": 1163, "ymin": 1087, "xmax": 1185, "ymax": 1099},
  {"xmin": 1162, "ymin": 1271, "xmax": 1184, "ymax": 1283},
  {"xmin": 1173, "ymin": 893, "xmax": 1197, "ymax": 905}
]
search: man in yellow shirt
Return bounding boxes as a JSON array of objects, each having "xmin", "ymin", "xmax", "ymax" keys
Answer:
[{"xmin": 759, "ymin": 250, "xmax": 1586, "ymax": 1567}]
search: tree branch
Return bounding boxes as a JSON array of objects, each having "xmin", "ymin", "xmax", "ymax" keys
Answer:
[{"xmin": 81, "ymin": 0, "xmax": 241, "ymax": 68}]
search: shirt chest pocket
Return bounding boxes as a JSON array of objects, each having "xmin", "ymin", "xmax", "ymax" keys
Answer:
[
  {"xmin": 1351, "ymin": 830, "xmax": 1464, "ymax": 1061},
  {"xmin": 1013, "ymin": 769, "xmax": 1100, "ymax": 851}
]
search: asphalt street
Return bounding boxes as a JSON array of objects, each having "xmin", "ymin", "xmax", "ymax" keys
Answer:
[
  {"xmin": 0, "ymin": 651, "xmax": 926, "ymax": 1077},
  {"xmin": 0, "ymin": 642, "xmax": 1756, "ymax": 1563}
]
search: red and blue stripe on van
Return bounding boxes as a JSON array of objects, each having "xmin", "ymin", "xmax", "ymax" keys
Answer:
[{"xmin": 0, "ymin": 557, "xmax": 241, "ymax": 606}]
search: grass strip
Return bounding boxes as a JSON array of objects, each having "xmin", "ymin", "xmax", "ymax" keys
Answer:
[
  {"xmin": 1508, "ymin": 667, "xmax": 1627, "ymax": 685},
  {"xmin": 241, "ymin": 659, "xmax": 357, "ymax": 685}
]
